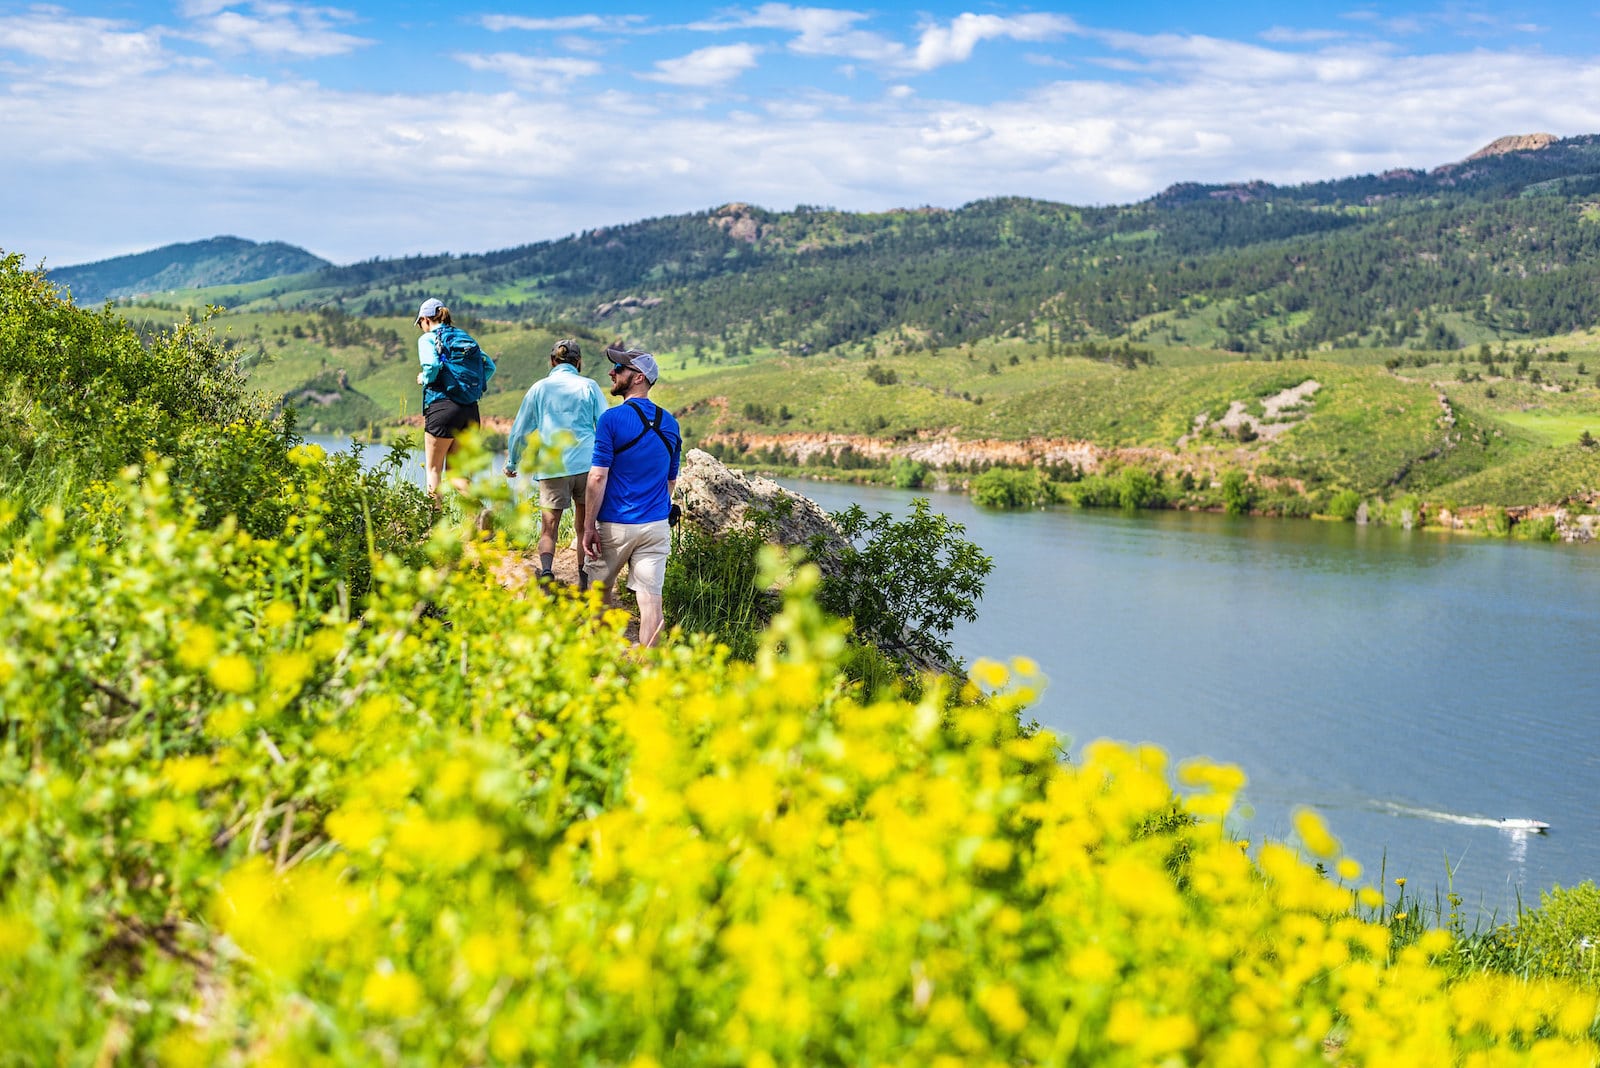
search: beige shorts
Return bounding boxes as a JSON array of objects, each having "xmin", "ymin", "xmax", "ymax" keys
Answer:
[
  {"xmin": 586, "ymin": 520, "xmax": 671, "ymax": 596},
  {"xmin": 538, "ymin": 473, "xmax": 587, "ymax": 510}
]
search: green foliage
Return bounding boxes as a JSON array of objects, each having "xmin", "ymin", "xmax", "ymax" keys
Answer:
[
  {"xmin": 661, "ymin": 516, "xmax": 776, "ymax": 661},
  {"xmin": 9, "ymin": 467, "xmax": 1599, "ymax": 1063},
  {"xmin": 1513, "ymin": 514, "xmax": 1561, "ymax": 542},
  {"xmin": 1495, "ymin": 883, "xmax": 1600, "ymax": 987},
  {"xmin": 1327, "ymin": 488, "xmax": 1363, "ymax": 520},
  {"xmin": 889, "ymin": 456, "xmax": 930, "ymax": 489},
  {"xmin": 1064, "ymin": 464, "xmax": 1168, "ymax": 511},
  {"xmin": 815, "ymin": 498, "xmax": 993, "ymax": 670},
  {"xmin": 1220, "ymin": 470, "xmax": 1253, "ymax": 515},
  {"xmin": 0, "ymin": 250, "xmax": 435, "ymax": 604},
  {"xmin": 971, "ymin": 466, "xmax": 1055, "ymax": 509}
]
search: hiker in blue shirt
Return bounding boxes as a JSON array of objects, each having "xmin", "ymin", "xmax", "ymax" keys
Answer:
[
  {"xmin": 504, "ymin": 338, "xmax": 607, "ymax": 586},
  {"xmin": 581, "ymin": 343, "xmax": 681, "ymax": 647},
  {"xmin": 415, "ymin": 298, "xmax": 496, "ymax": 499}
]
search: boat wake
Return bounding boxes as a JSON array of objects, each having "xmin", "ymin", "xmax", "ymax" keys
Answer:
[{"xmin": 1376, "ymin": 802, "xmax": 1549, "ymax": 834}]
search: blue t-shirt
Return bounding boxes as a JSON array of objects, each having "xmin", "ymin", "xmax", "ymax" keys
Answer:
[{"xmin": 591, "ymin": 398, "xmax": 681, "ymax": 524}]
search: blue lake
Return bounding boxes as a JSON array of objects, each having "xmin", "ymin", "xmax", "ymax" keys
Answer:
[
  {"xmin": 785, "ymin": 478, "xmax": 1600, "ymax": 921},
  {"xmin": 305, "ymin": 434, "xmax": 1600, "ymax": 919}
]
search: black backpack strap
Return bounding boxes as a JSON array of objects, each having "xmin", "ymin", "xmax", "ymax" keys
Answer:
[{"xmin": 613, "ymin": 400, "xmax": 680, "ymax": 462}]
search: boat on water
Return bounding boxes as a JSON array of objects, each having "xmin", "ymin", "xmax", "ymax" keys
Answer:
[{"xmin": 1497, "ymin": 817, "xmax": 1550, "ymax": 833}]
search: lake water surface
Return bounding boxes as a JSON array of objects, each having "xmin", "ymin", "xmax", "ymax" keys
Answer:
[
  {"xmin": 306, "ymin": 434, "xmax": 1600, "ymax": 918},
  {"xmin": 785, "ymin": 478, "xmax": 1600, "ymax": 921}
]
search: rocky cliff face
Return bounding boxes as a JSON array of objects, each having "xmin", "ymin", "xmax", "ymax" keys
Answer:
[{"xmin": 1464, "ymin": 133, "xmax": 1559, "ymax": 160}]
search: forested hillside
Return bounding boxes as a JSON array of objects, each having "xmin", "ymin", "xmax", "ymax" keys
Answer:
[
  {"xmin": 49, "ymin": 237, "xmax": 331, "ymax": 304},
  {"xmin": 169, "ymin": 134, "xmax": 1600, "ymax": 358}
]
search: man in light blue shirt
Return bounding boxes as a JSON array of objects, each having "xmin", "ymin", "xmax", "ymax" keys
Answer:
[{"xmin": 504, "ymin": 339, "xmax": 607, "ymax": 584}]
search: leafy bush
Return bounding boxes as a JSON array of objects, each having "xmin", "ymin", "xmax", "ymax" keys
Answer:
[
  {"xmin": 889, "ymin": 456, "xmax": 930, "ymax": 490},
  {"xmin": 1220, "ymin": 469, "xmax": 1253, "ymax": 515},
  {"xmin": 971, "ymin": 466, "xmax": 1055, "ymax": 509},
  {"xmin": 1497, "ymin": 883, "xmax": 1600, "ymax": 987},
  {"xmin": 662, "ymin": 515, "xmax": 776, "ymax": 661},
  {"xmin": 815, "ymin": 498, "xmax": 993, "ymax": 670},
  {"xmin": 1061, "ymin": 465, "xmax": 1168, "ymax": 511},
  {"xmin": 1328, "ymin": 488, "xmax": 1363, "ymax": 520},
  {"xmin": 0, "ymin": 251, "xmax": 435, "ymax": 603},
  {"xmin": 1514, "ymin": 515, "xmax": 1561, "ymax": 542}
]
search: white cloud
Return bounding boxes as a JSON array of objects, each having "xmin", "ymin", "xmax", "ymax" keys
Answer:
[
  {"xmin": 693, "ymin": 3, "xmax": 904, "ymax": 63},
  {"xmin": 456, "ymin": 52, "xmax": 603, "ymax": 87},
  {"xmin": 481, "ymin": 14, "xmax": 647, "ymax": 33},
  {"xmin": 1, "ymin": 11, "xmax": 169, "ymax": 83},
  {"xmin": 639, "ymin": 43, "xmax": 762, "ymax": 87},
  {"xmin": 908, "ymin": 13, "xmax": 1077, "ymax": 72},
  {"xmin": 10, "ymin": 9, "xmax": 1600, "ymax": 266},
  {"xmin": 181, "ymin": 3, "xmax": 370, "ymax": 59},
  {"xmin": 1259, "ymin": 26, "xmax": 1349, "ymax": 44}
]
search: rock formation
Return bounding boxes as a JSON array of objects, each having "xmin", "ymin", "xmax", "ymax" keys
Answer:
[
  {"xmin": 675, "ymin": 448, "xmax": 848, "ymax": 570},
  {"xmin": 1465, "ymin": 133, "xmax": 1558, "ymax": 160}
]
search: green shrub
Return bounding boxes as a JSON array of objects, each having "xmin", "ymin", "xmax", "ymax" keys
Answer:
[
  {"xmin": 971, "ymin": 466, "xmax": 1055, "ymax": 509},
  {"xmin": 0, "ymin": 252, "xmax": 434, "ymax": 604},
  {"xmin": 815, "ymin": 498, "xmax": 992, "ymax": 670},
  {"xmin": 1328, "ymin": 488, "xmax": 1363, "ymax": 520},
  {"xmin": 1513, "ymin": 515, "xmax": 1560, "ymax": 542},
  {"xmin": 1220, "ymin": 470, "xmax": 1253, "ymax": 515},
  {"xmin": 663, "ymin": 516, "xmax": 775, "ymax": 661},
  {"xmin": 1061, "ymin": 464, "xmax": 1166, "ymax": 511},
  {"xmin": 890, "ymin": 457, "xmax": 931, "ymax": 490},
  {"xmin": 1466, "ymin": 883, "xmax": 1600, "ymax": 988}
]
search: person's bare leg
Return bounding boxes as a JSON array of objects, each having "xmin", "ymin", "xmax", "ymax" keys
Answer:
[
  {"xmin": 423, "ymin": 433, "xmax": 455, "ymax": 499},
  {"xmin": 636, "ymin": 590, "xmax": 664, "ymax": 647},
  {"xmin": 573, "ymin": 499, "xmax": 589, "ymax": 589}
]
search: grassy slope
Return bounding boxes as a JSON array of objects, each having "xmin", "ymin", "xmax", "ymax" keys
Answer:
[
  {"xmin": 114, "ymin": 302, "xmax": 1600, "ymax": 508},
  {"xmin": 659, "ymin": 338, "xmax": 1598, "ymax": 506}
]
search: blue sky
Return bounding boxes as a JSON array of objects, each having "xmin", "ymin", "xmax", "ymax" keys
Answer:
[{"xmin": 6, "ymin": 1, "xmax": 1600, "ymax": 267}]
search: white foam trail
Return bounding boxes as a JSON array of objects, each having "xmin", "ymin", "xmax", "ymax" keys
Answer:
[{"xmin": 1376, "ymin": 801, "xmax": 1548, "ymax": 833}]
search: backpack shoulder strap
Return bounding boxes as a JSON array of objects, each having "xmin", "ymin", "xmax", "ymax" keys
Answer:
[{"xmin": 613, "ymin": 399, "xmax": 680, "ymax": 460}]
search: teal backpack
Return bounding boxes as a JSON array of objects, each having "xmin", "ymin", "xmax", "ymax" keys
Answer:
[{"xmin": 433, "ymin": 325, "xmax": 490, "ymax": 404}]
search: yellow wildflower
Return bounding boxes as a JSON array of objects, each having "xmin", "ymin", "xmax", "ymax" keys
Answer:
[
  {"xmin": 208, "ymin": 654, "xmax": 255, "ymax": 694},
  {"xmin": 361, "ymin": 965, "xmax": 423, "ymax": 1017}
]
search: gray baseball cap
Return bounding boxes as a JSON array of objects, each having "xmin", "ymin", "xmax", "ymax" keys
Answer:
[
  {"xmin": 605, "ymin": 343, "xmax": 660, "ymax": 384},
  {"xmin": 415, "ymin": 298, "xmax": 445, "ymax": 324}
]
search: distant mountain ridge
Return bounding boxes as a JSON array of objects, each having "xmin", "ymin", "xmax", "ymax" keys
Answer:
[
  {"xmin": 49, "ymin": 236, "xmax": 331, "ymax": 303},
  {"xmin": 71, "ymin": 132, "xmax": 1600, "ymax": 356}
]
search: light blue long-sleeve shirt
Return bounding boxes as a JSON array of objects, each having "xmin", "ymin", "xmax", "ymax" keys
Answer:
[{"xmin": 506, "ymin": 364, "xmax": 607, "ymax": 477}]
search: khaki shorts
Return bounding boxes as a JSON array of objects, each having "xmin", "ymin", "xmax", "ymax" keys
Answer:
[
  {"xmin": 586, "ymin": 520, "xmax": 671, "ymax": 597},
  {"xmin": 538, "ymin": 473, "xmax": 587, "ymax": 510}
]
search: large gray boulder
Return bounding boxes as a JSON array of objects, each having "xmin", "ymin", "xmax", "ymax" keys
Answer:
[{"xmin": 675, "ymin": 449, "xmax": 848, "ymax": 569}]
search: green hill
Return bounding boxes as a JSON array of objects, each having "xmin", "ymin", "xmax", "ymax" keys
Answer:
[
  {"xmin": 152, "ymin": 134, "xmax": 1600, "ymax": 360},
  {"xmin": 48, "ymin": 236, "xmax": 331, "ymax": 303}
]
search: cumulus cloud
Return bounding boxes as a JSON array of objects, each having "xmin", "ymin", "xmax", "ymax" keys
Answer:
[
  {"xmin": 1, "ymin": 10, "xmax": 170, "ymax": 83},
  {"xmin": 481, "ymin": 14, "xmax": 648, "ymax": 33},
  {"xmin": 9, "ymin": 7, "xmax": 1600, "ymax": 265},
  {"xmin": 639, "ymin": 43, "xmax": 762, "ymax": 86},
  {"xmin": 907, "ymin": 13, "xmax": 1077, "ymax": 72},
  {"xmin": 182, "ymin": 6, "xmax": 370, "ymax": 59},
  {"xmin": 693, "ymin": 3, "xmax": 904, "ymax": 63},
  {"xmin": 457, "ymin": 52, "xmax": 603, "ymax": 87}
]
